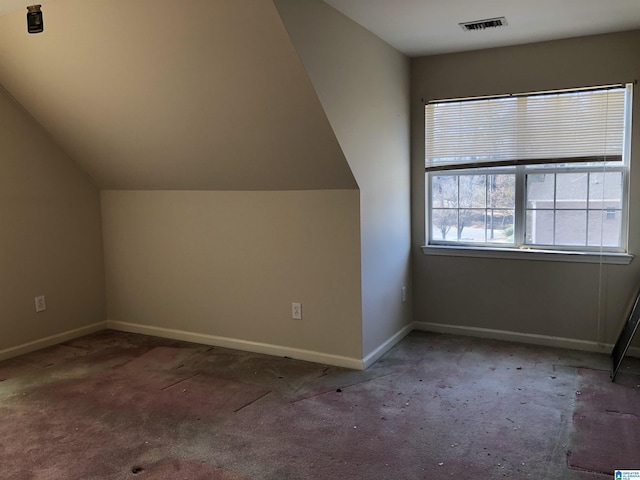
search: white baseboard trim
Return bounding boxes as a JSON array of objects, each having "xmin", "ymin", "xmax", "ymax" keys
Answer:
[
  {"xmin": 0, "ymin": 321, "xmax": 108, "ymax": 362},
  {"xmin": 105, "ymin": 320, "xmax": 365, "ymax": 370},
  {"xmin": 413, "ymin": 321, "xmax": 640, "ymax": 358},
  {"xmin": 2, "ymin": 320, "xmax": 636, "ymax": 368},
  {"xmin": 363, "ymin": 323, "xmax": 413, "ymax": 369}
]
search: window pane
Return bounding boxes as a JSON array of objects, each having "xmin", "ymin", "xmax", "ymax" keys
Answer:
[
  {"xmin": 525, "ymin": 171, "xmax": 622, "ymax": 249},
  {"xmin": 431, "ymin": 209, "xmax": 458, "ymax": 241},
  {"xmin": 459, "ymin": 209, "xmax": 486, "ymax": 242},
  {"xmin": 555, "ymin": 211, "xmax": 587, "ymax": 246},
  {"xmin": 588, "ymin": 172, "xmax": 622, "ymax": 210},
  {"xmin": 431, "ymin": 170, "xmax": 516, "ymax": 245},
  {"xmin": 527, "ymin": 174, "xmax": 554, "ymax": 209},
  {"xmin": 459, "ymin": 175, "xmax": 486, "ymax": 208},
  {"xmin": 526, "ymin": 210, "xmax": 554, "ymax": 245},
  {"xmin": 488, "ymin": 174, "xmax": 515, "ymax": 208},
  {"xmin": 432, "ymin": 175, "xmax": 458, "ymax": 208},
  {"xmin": 556, "ymin": 173, "xmax": 587, "ymax": 209},
  {"xmin": 588, "ymin": 210, "xmax": 622, "ymax": 247},
  {"xmin": 487, "ymin": 209, "xmax": 514, "ymax": 244}
]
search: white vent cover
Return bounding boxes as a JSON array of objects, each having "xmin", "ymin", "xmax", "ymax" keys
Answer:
[{"xmin": 459, "ymin": 17, "xmax": 508, "ymax": 31}]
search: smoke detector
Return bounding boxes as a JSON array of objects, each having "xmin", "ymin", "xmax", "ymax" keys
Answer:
[{"xmin": 459, "ymin": 17, "xmax": 507, "ymax": 32}]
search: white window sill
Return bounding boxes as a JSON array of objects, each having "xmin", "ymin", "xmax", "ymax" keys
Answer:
[{"xmin": 421, "ymin": 245, "xmax": 633, "ymax": 265}]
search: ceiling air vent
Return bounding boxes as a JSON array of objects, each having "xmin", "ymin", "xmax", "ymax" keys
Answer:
[{"xmin": 459, "ymin": 17, "xmax": 508, "ymax": 32}]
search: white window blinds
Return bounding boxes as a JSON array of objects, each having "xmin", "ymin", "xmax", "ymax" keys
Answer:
[{"xmin": 425, "ymin": 84, "xmax": 630, "ymax": 172}]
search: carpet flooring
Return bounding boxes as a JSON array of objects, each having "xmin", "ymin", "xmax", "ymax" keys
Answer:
[
  {"xmin": 567, "ymin": 368, "xmax": 640, "ymax": 474},
  {"xmin": 0, "ymin": 330, "xmax": 639, "ymax": 479}
]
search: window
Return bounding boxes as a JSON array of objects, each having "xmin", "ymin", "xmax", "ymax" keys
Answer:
[{"xmin": 425, "ymin": 84, "xmax": 632, "ymax": 257}]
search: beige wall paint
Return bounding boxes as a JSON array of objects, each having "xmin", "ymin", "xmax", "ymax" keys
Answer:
[
  {"xmin": 0, "ymin": 86, "xmax": 105, "ymax": 351},
  {"xmin": 275, "ymin": 0, "xmax": 412, "ymax": 357},
  {"xmin": 0, "ymin": 0, "xmax": 356, "ymax": 191},
  {"xmin": 101, "ymin": 190, "xmax": 363, "ymax": 360},
  {"xmin": 412, "ymin": 30, "xmax": 640, "ymax": 345}
]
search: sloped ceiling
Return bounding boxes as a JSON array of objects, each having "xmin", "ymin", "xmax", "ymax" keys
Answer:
[{"xmin": 0, "ymin": 0, "xmax": 356, "ymax": 190}]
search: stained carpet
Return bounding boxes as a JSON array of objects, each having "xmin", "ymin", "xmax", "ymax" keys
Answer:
[
  {"xmin": 567, "ymin": 367, "xmax": 640, "ymax": 475},
  {"xmin": 0, "ymin": 330, "xmax": 639, "ymax": 479}
]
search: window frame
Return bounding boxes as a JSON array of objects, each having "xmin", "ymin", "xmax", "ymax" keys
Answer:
[{"xmin": 423, "ymin": 84, "xmax": 633, "ymax": 264}]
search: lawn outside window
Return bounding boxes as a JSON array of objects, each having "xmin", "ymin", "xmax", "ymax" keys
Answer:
[{"xmin": 423, "ymin": 84, "xmax": 634, "ymax": 264}]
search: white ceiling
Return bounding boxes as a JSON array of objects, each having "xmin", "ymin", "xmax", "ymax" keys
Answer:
[{"xmin": 323, "ymin": 0, "xmax": 640, "ymax": 57}]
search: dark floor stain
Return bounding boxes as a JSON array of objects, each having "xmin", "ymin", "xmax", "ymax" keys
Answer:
[{"xmin": 605, "ymin": 410, "xmax": 638, "ymax": 420}]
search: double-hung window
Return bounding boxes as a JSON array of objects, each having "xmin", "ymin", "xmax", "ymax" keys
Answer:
[{"xmin": 424, "ymin": 84, "xmax": 633, "ymax": 259}]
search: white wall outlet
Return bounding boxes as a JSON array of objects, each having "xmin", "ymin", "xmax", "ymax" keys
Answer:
[
  {"xmin": 402, "ymin": 286, "xmax": 407, "ymax": 303},
  {"xmin": 35, "ymin": 295, "xmax": 46, "ymax": 312},
  {"xmin": 292, "ymin": 302, "xmax": 302, "ymax": 320}
]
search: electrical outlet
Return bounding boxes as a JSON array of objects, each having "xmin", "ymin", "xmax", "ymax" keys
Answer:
[
  {"xmin": 35, "ymin": 295, "xmax": 46, "ymax": 312},
  {"xmin": 292, "ymin": 302, "xmax": 302, "ymax": 320},
  {"xmin": 402, "ymin": 286, "xmax": 407, "ymax": 303}
]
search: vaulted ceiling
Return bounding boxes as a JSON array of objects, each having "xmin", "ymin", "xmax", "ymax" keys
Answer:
[{"xmin": 0, "ymin": 0, "xmax": 356, "ymax": 190}]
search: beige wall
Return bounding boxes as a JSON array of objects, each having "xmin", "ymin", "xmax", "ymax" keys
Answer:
[
  {"xmin": 100, "ymin": 0, "xmax": 412, "ymax": 368},
  {"xmin": 102, "ymin": 190, "xmax": 363, "ymax": 362},
  {"xmin": 411, "ymin": 30, "xmax": 640, "ymax": 346},
  {"xmin": 0, "ymin": 86, "xmax": 105, "ymax": 353},
  {"xmin": 275, "ymin": 0, "xmax": 413, "ymax": 358}
]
